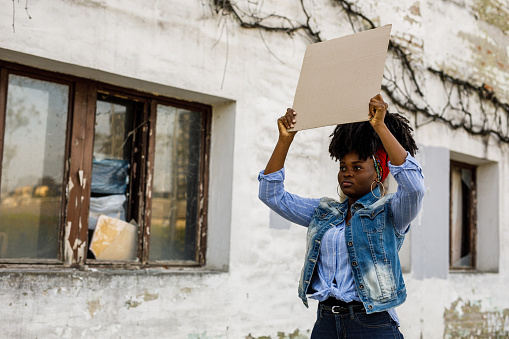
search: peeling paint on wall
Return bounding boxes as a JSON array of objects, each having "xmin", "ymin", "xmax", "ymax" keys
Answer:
[
  {"xmin": 474, "ymin": 0, "xmax": 509, "ymax": 34},
  {"xmin": 186, "ymin": 332, "xmax": 226, "ymax": 339},
  {"xmin": 458, "ymin": 31, "xmax": 508, "ymax": 67},
  {"xmin": 457, "ymin": 29, "xmax": 509, "ymax": 99},
  {"xmin": 124, "ymin": 289, "xmax": 159, "ymax": 309},
  {"xmin": 87, "ymin": 299, "xmax": 101, "ymax": 319},
  {"xmin": 444, "ymin": 298, "xmax": 509, "ymax": 338},
  {"xmin": 245, "ymin": 329, "xmax": 309, "ymax": 339},
  {"xmin": 64, "ymin": 221, "xmax": 73, "ymax": 266}
]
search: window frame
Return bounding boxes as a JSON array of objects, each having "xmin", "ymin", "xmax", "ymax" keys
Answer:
[
  {"xmin": 0, "ymin": 61, "xmax": 211, "ymax": 269},
  {"xmin": 449, "ymin": 160, "xmax": 477, "ymax": 271},
  {"xmin": 0, "ymin": 66, "xmax": 74, "ymax": 265},
  {"xmin": 144, "ymin": 99, "xmax": 211, "ymax": 266}
]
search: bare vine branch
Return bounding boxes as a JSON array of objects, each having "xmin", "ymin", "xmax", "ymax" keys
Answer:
[
  {"xmin": 12, "ymin": 0, "xmax": 15, "ymax": 33},
  {"xmin": 25, "ymin": 0, "xmax": 32, "ymax": 19},
  {"xmin": 214, "ymin": 0, "xmax": 322, "ymax": 41},
  {"xmin": 11, "ymin": 0, "xmax": 32, "ymax": 33}
]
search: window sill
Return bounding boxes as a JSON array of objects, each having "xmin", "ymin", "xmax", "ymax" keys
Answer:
[
  {"xmin": 449, "ymin": 268, "xmax": 499, "ymax": 274},
  {"xmin": 0, "ymin": 265, "xmax": 228, "ymax": 276}
]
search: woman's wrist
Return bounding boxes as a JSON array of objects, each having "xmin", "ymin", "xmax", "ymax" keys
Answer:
[
  {"xmin": 278, "ymin": 134, "xmax": 295, "ymax": 145},
  {"xmin": 371, "ymin": 121, "xmax": 388, "ymax": 133}
]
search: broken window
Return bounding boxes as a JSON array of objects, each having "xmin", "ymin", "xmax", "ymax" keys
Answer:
[
  {"xmin": 87, "ymin": 94, "xmax": 140, "ymax": 261},
  {"xmin": 450, "ymin": 161, "xmax": 476, "ymax": 270},
  {"xmin": 0, "ymin": 62, "xmax": 210, "ymax": 267}
]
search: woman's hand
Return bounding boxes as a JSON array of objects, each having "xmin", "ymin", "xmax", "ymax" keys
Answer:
[
  {"xmin": 368, "ymin": 94, "xmax": 389, "ymax": 128},
  {"xmin": 263, "ymin": 108, "xmax": 297, "ymax": 174},
  {"xmin": 277, "ymin": 108, "xmax": 298, "ymax": 141},
  {"xmin": 368, "ymin": 94, "xmax": 407, "ymax": 166}
]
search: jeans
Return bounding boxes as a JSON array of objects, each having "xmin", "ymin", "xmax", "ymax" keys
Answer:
[{"xmin": 310, "ymin": 305, "xmax": 404, "ymax": 339}]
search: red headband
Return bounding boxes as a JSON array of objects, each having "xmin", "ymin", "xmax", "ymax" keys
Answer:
[{"xmin": 373, "ymin": 148, "xmax": 390, "ymax": 182}]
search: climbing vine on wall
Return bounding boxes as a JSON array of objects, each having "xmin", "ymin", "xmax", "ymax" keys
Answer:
[
  {"xmin": 210, "ymin": 0, "xmax": 509, "ymax": 144},
  {"xmin": 11, "ymin": 0, "xmax": 32, "ymax": 33}
]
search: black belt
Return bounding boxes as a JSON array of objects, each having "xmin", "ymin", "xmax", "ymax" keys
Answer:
[{"xmin": 319, "ymin": 299, "xmax": 365, "ymax": 314}]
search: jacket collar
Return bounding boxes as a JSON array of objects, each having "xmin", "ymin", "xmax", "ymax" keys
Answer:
[
  {"xmin": 319, "ymin": 186, "xmax": 382, "ymax": 215},
  {"xmin": 343, "ymin": 186, "xmax": 381, "ymax": 209}
]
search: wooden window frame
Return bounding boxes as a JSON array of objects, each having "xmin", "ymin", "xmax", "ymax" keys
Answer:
[
  {"xmin": 449, "ymin": 160, "xmax": 477, "ymax": 271},
  {"xmin": 0, "ymin": 66, "xmax": 74, "ymax": 266},
  {"xmin": 0, "ymin": 61, "xmax": 211, "ymax": 269}
]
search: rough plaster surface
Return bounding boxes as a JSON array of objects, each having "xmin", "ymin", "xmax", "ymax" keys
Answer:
[
  {"xmin": 444, "ymin": 298, "xmax": 509, "ymax": 337},
  {"xmin": 1, "ymin": 0, "xmax": 509, "ymax": 338}
]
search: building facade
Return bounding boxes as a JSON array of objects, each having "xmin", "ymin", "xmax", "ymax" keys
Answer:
[{"xmin": 0, "ymin": 0, "xmax": 508, "ymax": 338}]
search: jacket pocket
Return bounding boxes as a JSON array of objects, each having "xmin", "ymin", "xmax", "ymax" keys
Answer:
[
  {"xmin": 362, "ymin": 260, "xmax": 397, "ymax": 302},
  {"xmin": 315, "ymin": 209, "xmax": 334, "ymax": 221},
  {"xmin": 358, "ymin": 205, "xmax": 385, "ymax": 233}
]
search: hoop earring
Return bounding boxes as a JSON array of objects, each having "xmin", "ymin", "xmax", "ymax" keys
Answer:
[
  {"xmin": 337, "ymin": 184, "xmax": 347, "ymax": 202},
  {"xmin": 371, "ymin": 180, "xmax": 386, "ymax": 199}
]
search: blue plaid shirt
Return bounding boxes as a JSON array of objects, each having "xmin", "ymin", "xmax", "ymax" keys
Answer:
[{"xmin": 258, "ymin": 154, "xmax": 425, "ymax": 325}]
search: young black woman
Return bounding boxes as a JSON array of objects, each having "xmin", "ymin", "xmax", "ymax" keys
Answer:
[{"xmin": 258, "ymin": 94, "xmax": 425, "ymax": 338}]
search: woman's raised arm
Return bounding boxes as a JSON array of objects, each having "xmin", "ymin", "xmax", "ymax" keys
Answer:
[{"xmin": 264, "ymin": 108, "xmax": 298, "ymax": 175}]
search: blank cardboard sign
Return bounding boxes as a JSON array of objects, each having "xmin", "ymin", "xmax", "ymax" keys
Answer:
[{"xmin": 291, "ymin": 25, "xmax": 392, "ymax": 131}]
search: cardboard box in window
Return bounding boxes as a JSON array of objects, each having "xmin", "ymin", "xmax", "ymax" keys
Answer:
[{"xmin": 90, "ymin": 215, "xmax": 137, "ymax": 261}]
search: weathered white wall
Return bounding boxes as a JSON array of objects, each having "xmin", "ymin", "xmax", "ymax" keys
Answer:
[{"xmin": 1, "ymin": 0, "xmax": 508, "ymax": 338}]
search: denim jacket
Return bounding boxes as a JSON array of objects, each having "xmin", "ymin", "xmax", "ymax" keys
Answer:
[{"xmin": 298, "ymin": 188, "xmax": 407, "ymax": 314}]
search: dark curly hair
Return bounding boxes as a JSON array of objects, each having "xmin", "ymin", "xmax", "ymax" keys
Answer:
[{"xmin": 328, "ymin": 112, "xmax": 418, "ymax": 161}]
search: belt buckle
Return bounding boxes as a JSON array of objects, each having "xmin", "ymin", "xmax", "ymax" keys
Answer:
[{"xmin": 331, "ymin": 306, "xmax": 343, "ymax": 314}]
